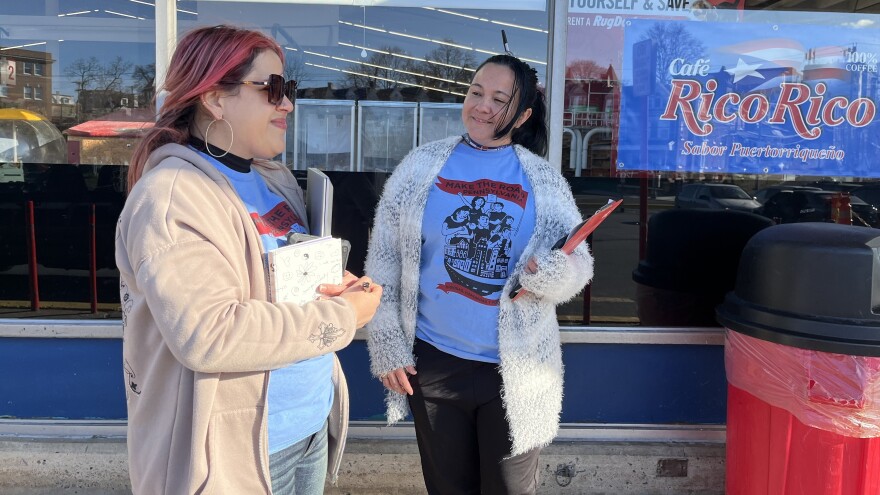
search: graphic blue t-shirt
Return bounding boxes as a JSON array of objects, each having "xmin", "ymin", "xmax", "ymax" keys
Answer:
[
  {"xmin": 416, "ymin": 143, "xmax": 536, "ymax": 363},
  {"xmin": 199, "ymin": 149, "xmax": 333, "ymax": 455}
]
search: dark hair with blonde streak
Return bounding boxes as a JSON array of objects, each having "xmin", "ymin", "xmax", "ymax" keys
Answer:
[
  {"xmin": 475, "ymin": 54, "xmax": 548, "ymax": 157},
  {"xmin": 127, "ymin": 25, "xmax": 283, "ymax": 190}
]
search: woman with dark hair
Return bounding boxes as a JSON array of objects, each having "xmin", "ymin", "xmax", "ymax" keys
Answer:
[
  {"xmin": 116, "ymin": 25, "xmax": 382, "ymax": 494},
  {"xmin": 365, "ymin": 53, "xmax": 594, "ymax": 494},
  {"xmin": 442, "ymin": 206, "xmax": 473, "ymax": 245}
]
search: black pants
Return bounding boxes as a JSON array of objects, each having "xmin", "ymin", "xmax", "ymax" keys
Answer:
[{"xmin": 407, "ymin": 339, "xmax": 540, "ymax": 495}]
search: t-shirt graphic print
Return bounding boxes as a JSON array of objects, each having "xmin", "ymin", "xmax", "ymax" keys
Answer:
[
  {"xmin": 416, "ymin": 144, "xmax": 535, "ymax": 362},
  {"xmin": 436, "ymin": 179, "xmax": 526, "ymax": 304}
]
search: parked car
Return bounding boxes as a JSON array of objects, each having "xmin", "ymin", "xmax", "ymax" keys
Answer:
[
  {"xmin": 851, "ymin": 183, "xmax": 880, "ymax": 210},
  {"xmin": 675, "ymin": 183, "xmax": 761, "ymax": 212},
  {"xmin": 806, "ymin": 180, "xmax": 862, "ymax": 193},
  {"xmin": 758, "ymin": 190, "xmax": 879, "ymax": 227},
  {"xmin": 752, "ymin": 184, "xmax": 821, "ymax": 204}
]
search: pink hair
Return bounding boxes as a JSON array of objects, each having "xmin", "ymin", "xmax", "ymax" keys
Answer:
[{"xmin": 128, "ymin": 25, "xmax": 283, "ymax": 189}]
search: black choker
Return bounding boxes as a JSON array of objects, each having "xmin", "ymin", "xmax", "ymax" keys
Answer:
[
  {"xmin": 188, "ymin": 136, "xmax": 252, "ymax": 173},
  {"xmin": 461, "ymin": 134, "xmax": 512, "ymax": 151}
]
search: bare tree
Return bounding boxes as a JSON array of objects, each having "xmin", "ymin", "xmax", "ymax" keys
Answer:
[
  {"xmin": 640, "ymin": 24, "xmax": 706, "ymax": 85},
  {"xmin": 132, "ymin": 63, "xmax": 156, "ymax": 105},
  {"xmin": 96, "ymin": 56, "xmax": 134, "ymax": 92},
  {"xmin": 92, "ymin": 57, "xmax": 133, "ymax": 111},
  {"xmin": 64, "ymin": 56, "xmax": 136, "ymax": 117},
  {"xmin": 131, "ymin": 64, "xmax": 154, "ymax": 91},
  {"xmin": 63, "ymin": 56, "xmax": 101, "ymax": 94},
  {"xmin": 63, "ymin": 57, "xmax": 102, "ymax": 119},
  {"xmin": 566, "ymin": 60, "xmax": 604, "ymax": 81},
  {"xmin": 283, "ymin": 58, "xmax": 308, "ymax": 87},
  {"xmin": 344, "ymin": 46, "xmax": 416, "ymax": 90},
  {"xmin": 415, "ymin": 43, "xmax": 476, "ymax": 93}
]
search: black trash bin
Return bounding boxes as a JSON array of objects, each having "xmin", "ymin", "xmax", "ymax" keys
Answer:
[{"xmin": 716, "ymin": 223, "xmax": 880, "ymax": 495}]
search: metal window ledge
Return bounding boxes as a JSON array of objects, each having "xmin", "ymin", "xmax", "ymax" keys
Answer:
[{"xmin": 0, "ymin": 418, "xmax": 724, "ymax": 444}]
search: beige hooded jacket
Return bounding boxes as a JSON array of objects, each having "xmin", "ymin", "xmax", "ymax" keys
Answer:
[{"xmin": 116, "ymin": 143, "xmax": 356, "ymax": 494}]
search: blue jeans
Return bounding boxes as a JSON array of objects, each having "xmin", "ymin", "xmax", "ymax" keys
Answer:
[{"xmin": 268, "ymin": 419, "xmax": 329, "ymax": 495}]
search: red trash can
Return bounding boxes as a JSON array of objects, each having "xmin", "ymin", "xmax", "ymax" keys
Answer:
[{"xmin": 717, "ymin": 223, "xmax": 880, "ymax": 495}]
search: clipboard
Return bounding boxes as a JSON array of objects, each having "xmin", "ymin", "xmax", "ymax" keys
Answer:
[{"xmin": 509, "ymin": 198, "xmax": 623, "ymax": 301}]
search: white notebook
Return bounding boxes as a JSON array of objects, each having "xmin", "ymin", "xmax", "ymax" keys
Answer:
[{"xmin": 267, "ymin": 236, "xmax": 343, "ymax": 304}]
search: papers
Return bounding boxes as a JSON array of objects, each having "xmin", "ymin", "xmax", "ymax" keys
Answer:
[
  {"xmin": 306, "ymin": 168, "xmax": 333, "ymax": 237},
  {"xmin": 267, "ymin": 236, "xmax": 342, "ymax": 305}
]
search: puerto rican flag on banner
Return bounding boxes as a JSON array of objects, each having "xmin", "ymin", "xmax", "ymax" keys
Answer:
[
  {"xmin": 617, "ymin": 19, "xmax": 880, "ymax": 178},
  {"xmin": 719, "ymin": 37, "xmax": 805, "ymax": 70},
  {"xmin": 717, "ymin": 38, "xmax": 804, "ymax": 93}
]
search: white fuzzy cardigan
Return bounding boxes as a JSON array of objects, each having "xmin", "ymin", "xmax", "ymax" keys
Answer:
[{"xmin": 365, "ymin": 136, "xmax": 594, "ymax": 456}]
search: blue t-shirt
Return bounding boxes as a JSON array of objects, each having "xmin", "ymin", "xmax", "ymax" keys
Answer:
[
  {"xmin": 415, "ymin": 143, "xmax": 536, "ymax": 363},
  {"xmin": 199, "ymin": 149, "xmax": 333, "ymax": 454}
]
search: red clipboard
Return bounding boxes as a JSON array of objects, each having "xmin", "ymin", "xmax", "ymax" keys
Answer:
[
  {"xmin": 558, "ymin": 198, "xmax": 623, "ymax": 254},
  {"xmin": 509, "ymin": 198, "xmax": 623, "ymax": 301}
]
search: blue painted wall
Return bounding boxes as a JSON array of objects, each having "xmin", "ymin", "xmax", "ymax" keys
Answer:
[
  {"xmin": 560, "ymin": 343, "xmax": 726, "ymax": 423},
  {"xmin": 0, "ymin": 338, "xmax": 127, "ymax": 419},
  {"xmin": 0, "ymin": 338, "xmax": 726, "ymax": 424},
  {"xmin": 339, "ymin": 341, "xmax": 727, "ymax": 424}
]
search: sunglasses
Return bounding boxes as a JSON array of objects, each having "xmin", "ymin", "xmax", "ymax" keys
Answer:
[{"xmin": 224, "ymin": 74, "xmax": 297, "ymax": 106}]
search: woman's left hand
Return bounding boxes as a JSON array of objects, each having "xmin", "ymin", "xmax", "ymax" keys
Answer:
[
  {"xmin": 317, "ymin": 271, "xmax": 359, "ymax": 297},
  {"xmin": 380, "ymin": 366, "xmax": 417, "ymax": 395}
]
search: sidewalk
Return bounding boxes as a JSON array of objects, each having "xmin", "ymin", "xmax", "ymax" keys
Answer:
[{"xmin": 0, "ymin": 435, "xmax": 725, "ymax": 494}]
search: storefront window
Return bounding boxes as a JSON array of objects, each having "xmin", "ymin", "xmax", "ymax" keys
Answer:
[
  {"xmin": 7, "ymin": 1, "xmax": 878, "ymax": 327},
  {"xmin": 0, "ymin": 1, "xmax": 156, "ymax": 307},
  {"xmin": 178, "ymin": 2, "xmax": 549, "ymax": 166},
  {"xmin": 0, "ymin": 2, "xmax": 550, "ymax": 314},
  {"xmin": 563, "ymin": 6, "xmax": 880, "ymax": 326}
]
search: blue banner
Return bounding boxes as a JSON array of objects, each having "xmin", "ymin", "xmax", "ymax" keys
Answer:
[{"xmin": 618, "ymin": 19, "xmax": 880, "ymax": 177}]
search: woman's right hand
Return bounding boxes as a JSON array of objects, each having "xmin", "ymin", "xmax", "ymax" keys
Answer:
[
  {"xmin": 380, "ymin": 366, "xmax": 417, "ymax": 395},
  {"xmin": 337, "ymin": 276, "xmax": 383, "ymax": 329}
]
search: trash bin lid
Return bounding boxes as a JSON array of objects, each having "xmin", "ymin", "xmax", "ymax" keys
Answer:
[{"xmin": 716, "ymin": 223, "xmax": 880, "ymax": 356}]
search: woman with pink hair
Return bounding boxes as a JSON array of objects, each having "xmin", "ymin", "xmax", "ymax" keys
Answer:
[{"xmin": 116, "ymin": 25, "xmax": 382, "ymax": 494}]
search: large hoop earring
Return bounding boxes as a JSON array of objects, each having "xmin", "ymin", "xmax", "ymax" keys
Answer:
[{"xmin": 204, "ymin": 117, "xmax": 233, "ymax": 158}]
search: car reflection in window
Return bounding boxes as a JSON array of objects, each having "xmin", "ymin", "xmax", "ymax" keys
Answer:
[{"xmin": 758, "ymin": 190, "xmax": 879, "ymax": 228}]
